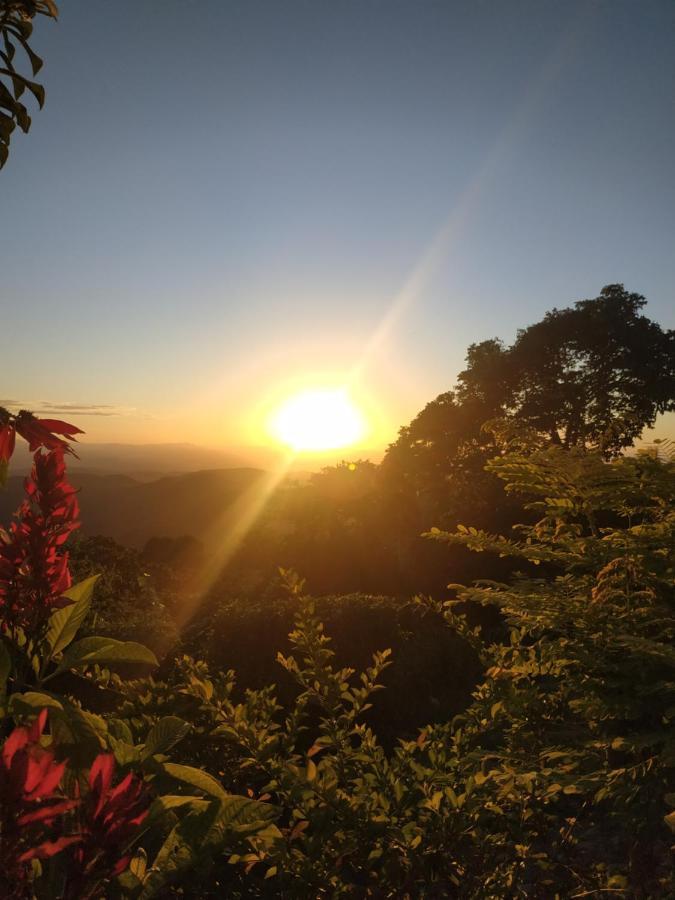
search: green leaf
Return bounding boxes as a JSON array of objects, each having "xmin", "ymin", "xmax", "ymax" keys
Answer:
[
  {"xmin": 138, "ymin": 803, "xmax": 221, "ymax": 899},
  {"xmin": 206, "ymin": 794, "xmax": 277, "ymax": 836},
  {"xmin": 46, "ymin": 575, "xmax": 99, "ymax": 656},
  {"xmin": 55, "ymin": 636, "xmax": 157, "ymax": 674},
  {"xmin": 129, "ymin": 848, "xmax": 147, "ymax": 880},
  {"xmin": 15, "ymin": 105, "xmax": 31, "ymax": 133},
  {"xmin": 161, "ymin": 763, "xmax": 227, "ymax": 800},
  {"xmin": 20, "ymin": 40, "xmax": 43, "ymax": 77},
  {"xmin": 8, "ymin": 691, "xmax": 63, "ymax": 715},
  {"xmin": 107, "ymin": 717, "xmax": 134, "ymax": 743},
  {"xmin": 10, "ymin": 76, "xmax": 45, "ymax": 108},
  {"xmin": 29, "ymin": 81, "xmax": 44, "ymax": 108},
  {"xmin": 142, "ymin": 794, "xmax": 210, "ymax": 833},
  {"xmin": 116, "ymin": 870, "xmax": 142, "ymax": 897},
  {"xmin": 159, "ymin": 795, "xmax": 210, "ymax": 811},
  {"xmin": 10, "ymin": 74, "xmax": 25, "ymax": 101},
  {"xmin": 59, "ymin": 703, "xmax": 107, "ymax": 741},
  {"xmin": 3, "ymin": 32, "xmax": 16, "ymax": 63},
  {"xmin": 139, "ymin": 795, "xmax": 275, "ymax": 899},
  {"xmin": 110, "ymin": 737, "xmax": 141, "ymax": 768},
  {"xmin": 562, "ymin": 784, "xmax": 581, "ymax": 795},
  {"xmin": 0, "ymin": 112, "xmax": 15, "ymax": 141},
  {"xmin": 141, "ymin": 717, "xmax": 191, "ymax": 760}
]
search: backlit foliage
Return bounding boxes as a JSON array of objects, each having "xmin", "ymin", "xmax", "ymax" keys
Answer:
[
  {"xmin": 426, "ymin": 440, "xmax": 675, "ymax": 895},
  {"xmin": 0, "ymin": 420, "xmax": 275, "ymax": 898},
  {"xmin": 2, "ymin": 408, "xmax": 675, "ymax": 895}
]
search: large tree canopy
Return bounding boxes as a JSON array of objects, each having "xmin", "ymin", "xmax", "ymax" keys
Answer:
[
  {"xmin": 384, "ymin": 284, "xmax": 675, "ymax": 527},
  {"xmin": 457, "ymin": 284, "xmax": 675, "ymax": 453}
]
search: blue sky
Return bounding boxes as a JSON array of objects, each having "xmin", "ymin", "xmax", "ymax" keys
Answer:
[{"xmin": 2, "ymin": 0, "xmax": 674, "ymax": 449}]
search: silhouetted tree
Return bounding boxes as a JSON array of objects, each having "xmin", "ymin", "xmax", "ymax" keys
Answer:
[
  {"xmin": 0, "ymin": 0, "xmax": 57, "ymax": 168},
  {"xmin": 384, "ymin": 285, "xmax": 675, "ymax": 531},
  {"xmin": 458, "ymin": 284, "xmax": 675, "ymax": 454}
]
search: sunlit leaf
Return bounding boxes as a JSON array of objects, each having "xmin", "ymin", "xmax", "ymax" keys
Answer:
[
  {"xmin": 142, "ymin": 717, "xmax": 191, "ymax": 760},
  {"xmin": 161, "ymin": 763, "xmax": 227, "ymax": 800},
  {"xmin": 45, "ymin": 574, "xmax": 99, "ymax": 656},
  {"xmin": 55, "ymin": 636, "xmax": 157, "ymax": 673},
  {"xmin": 8, "ymin": 691, "xmax": 63, "ymax": 715}
]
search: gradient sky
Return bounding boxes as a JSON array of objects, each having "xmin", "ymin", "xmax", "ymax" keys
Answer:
[{"xmin": 2, "ymin": 0, "xmax": 674, "ymax": 451}]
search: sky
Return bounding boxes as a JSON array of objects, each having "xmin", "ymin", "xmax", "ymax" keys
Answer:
[{"xmin": 2, "ymin": 0, "xmax": 674, "ymax": 453}]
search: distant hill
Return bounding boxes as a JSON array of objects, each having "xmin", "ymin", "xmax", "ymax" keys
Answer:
[
  {"xmin": 1, "ymin": 440, "xmax": 386, "ymax": 549},
  {"xmin": 7, "ymin": 441, "xmax": 280, "ymax": 481},
  {"xmin": 7, "ymin": 441, "xmax": 384, "ymax": 481},
  {"xmin": 0, "ymin": 468, "xmax": 271, "ymax": 549}
]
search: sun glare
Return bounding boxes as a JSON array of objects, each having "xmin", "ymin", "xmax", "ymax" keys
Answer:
[{"xmin": 269, "ymin": 388, "xmax": 367, "ymax": 452}]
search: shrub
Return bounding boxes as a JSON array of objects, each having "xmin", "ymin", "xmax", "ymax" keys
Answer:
[
  {"xmin": 184, "ymin": 590, "xmax": 481, "ymax": 746},
  {"xmin": 3, "ymin": 406, "xmax": 675, "ymax": 897},
  {"xmin": 69, "ymin": 535, "xmax": 179, "ymax": 656}
]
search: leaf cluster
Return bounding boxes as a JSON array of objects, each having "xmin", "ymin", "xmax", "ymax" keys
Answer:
[{"xmin": 0, "ymin": 0, "xmax": 56, "ymax": 168}]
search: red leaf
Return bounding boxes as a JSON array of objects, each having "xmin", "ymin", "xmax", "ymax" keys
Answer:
[
  {"xmin": 36, "ymin": 419, "xmax": 84, "ymax": 437},
  {"xmin": 27, "ymin": 708, "xmax": 48, "ymax": 743},
  {"xmin": 89, "ymin": 753, "xmax": 115, "ymax": 814},
  {"xmin": 19, "ymin": 835, "xmax": 81, "ymax": 861},
  {"xmin": 0, "ymin": 425, "xmax": 16, "ymax": 463},
  {"xmin": 112, "ymin": 854, "xmax": 131, "ymax": 876},
  {"xmin": 2, "ymin": 725, "xmax": 30, "ymax": 770},
  {"xmin": 18, "ymin": 798, "xmax": 79, "ymax": 826},
  {"xmin": 24, "ymin": 757, "xmax": 67, "ymax": 801}
]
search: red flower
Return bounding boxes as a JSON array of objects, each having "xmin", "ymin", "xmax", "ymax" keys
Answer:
[
  {"xmin": 62, "ymin": 753, "xmax": 150, "ymax": 895},
  {"xmin": 0, "ymin": 408, "xmax": 15, "ymax": 464},
  {"xmin": 0, "ymin": 714, "xmax": 151, "ymax": 898},
  {"xmin": 0, "ymin": 449, "xmax": 80, "ymax": 633},
  {"xmin": 0, "ymin": 710, "xmax": 79, "ymax": 895},
  {"xmin": 14, "ymin": 411, "xmax": 83, "ymax": 457},
  {"xmin": 0, "ymin": 407, "xmax": 83, "ymax": 466},
  {"xmin": 34, "ymin": 419, "xmax": 85, "ymax": 438},
  {"xmin": 1, "ymin": 710, "xmax": 69, "ymax": 813},
  {"xmin": 87, "ymin": 754, "xmax": 149, "ymax": 868},
  {"xmin": 0, "ymin": 425, "xmax": 16, "ymax": 464}
]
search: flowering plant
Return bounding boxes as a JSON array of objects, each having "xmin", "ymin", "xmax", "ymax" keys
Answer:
[
  {"xmin": 0, "ymin": 412, "xmax": 276, "ymax": 898},
  {"xmin": 0, "ymin": 407, "xmax": 83, "ymax": 473}
]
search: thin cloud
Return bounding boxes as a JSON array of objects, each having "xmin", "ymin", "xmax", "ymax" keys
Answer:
[{"xmin": 0, "ymin": 400, "xmax": 135, "ymax": 418}]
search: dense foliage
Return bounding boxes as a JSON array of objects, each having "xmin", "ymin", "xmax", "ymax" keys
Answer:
[
  {"xmin": 182, "ymin": 590, "xmax": 482, "ymax": 747},
  {"xmin": 69, "ymin": 536, "xmax": 179, "ymax": 657},
  {"xmin": 388, "ymin": 285, "xmax": 675, "ymax": 460},
  {"xmin": 3, "ymin": 8, "xmax": 674, "ymax": 894},
  {"xmin": 199, "ymin": 287, "xmax": 673, "ymax": 606},
  {"xmin": 425, "ymin": 437, "xmax": 675, "ymax": 896},
  {"xmin": 2, "ymin": 398, "xmax": 675, "ymax": 897},
  {"xmin": 0, "ymin": 412, "xmax": 277, "ymax": 899}
]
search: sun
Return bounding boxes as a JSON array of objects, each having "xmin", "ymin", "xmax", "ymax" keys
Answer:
[{"xmin": 269, "ymin": 388, "xmax": 367, "ymax": 452}]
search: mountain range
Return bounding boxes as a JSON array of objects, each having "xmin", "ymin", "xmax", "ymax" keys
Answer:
[
  {"xmin": 7, "ymin": 441, "xmax": 281, "ymax": 481},
  {"xmin": 0, "ymin": 467, "xmax": 277, "ymax": 549},
  {"xmin": 1, "ymin": 441, "xmax": 385, "ymax": 549}
]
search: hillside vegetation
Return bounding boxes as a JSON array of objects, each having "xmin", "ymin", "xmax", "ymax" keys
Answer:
[{"xmin": 1, "ymin": 286, "xmax": 675, "ymax": 897}]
